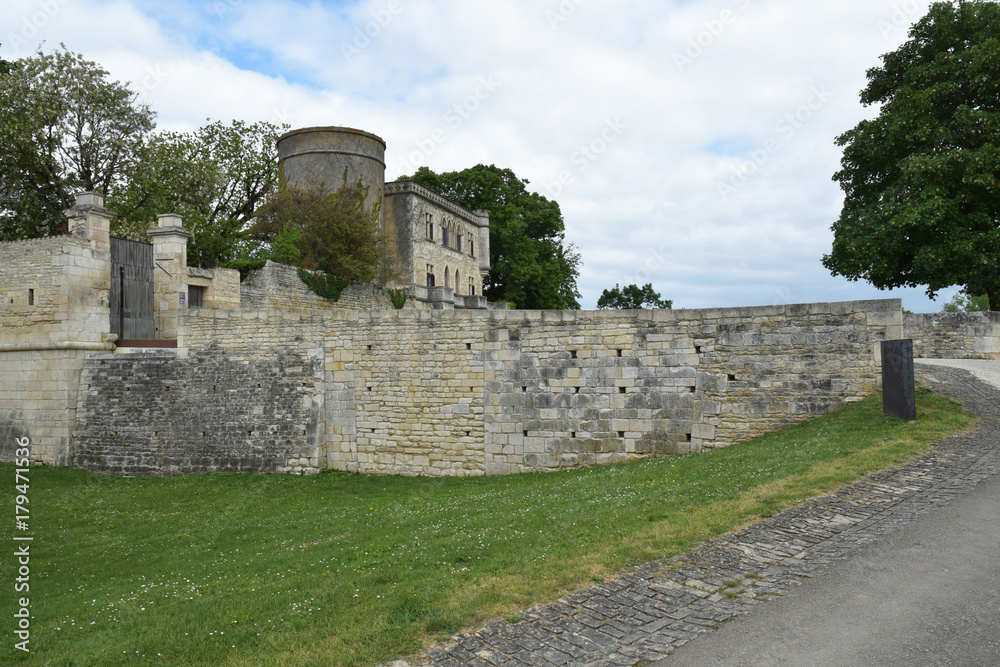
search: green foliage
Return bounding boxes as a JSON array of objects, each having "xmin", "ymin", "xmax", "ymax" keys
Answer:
[
  {"xmin": 597, "ymin": 283, "xmax": 673, "ymax": 309},
  {"xmin": 268, "ymin": 226, "xmax": 303, "ymax": 266},
  {"xmin": 403, "ymin": 165, "xmax": 582, "ymax": 310},
  {"xmin": 113, "ymin": 119, "xmax": 286, "ymax": 268},
  {"xmin": 0, "ymin": 42, "xmax": 15, "ymax": 77},
  {"xmin": 297, "ymin": 268, "xmax": 351, "ymax": 302},
  {"xmin": 388, "ymin": 288, "xmax": 409, "ymax": 310},
  {"xmin": 0, "ymin": 392, "xmax": 970, "ymax": 665},
  {"xmin": 253, "ymin": 182, "xmax": 387, "ymax": 288},
  {"xmin": 0, "ymin": 46, "xmax": 155, "ymax": 240},
  {"xmin": 218, "ymin": 258, "xmax": 267, "ymax": 281},
  {"xmin": 942, "ymin": 289, "xmax": 991, "ymax": 312},
  {"xmin": 0, "ymin": 46, "xmax": 284, "ymax": 267},
  {"xmin": 823, "ymin": 1, "xmax": 1000, "ymax": 310}
]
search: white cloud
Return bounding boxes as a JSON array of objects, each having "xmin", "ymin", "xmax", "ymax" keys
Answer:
[{"xmin": 0, "ymin": 0, "xmax": 952, "ymax": 311}]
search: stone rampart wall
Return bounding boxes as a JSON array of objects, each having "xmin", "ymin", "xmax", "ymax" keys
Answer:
[
  {"xmin": 0, "ymin": 350, "xmax": 98, "ymax": 465},
  {"xmin": 0, "ymin": 236, "xmax": 110, "ymax": 345},
  {"xmin": 70, "ymin": 300, "xmax": 898, "ymax": 477},
  {"xmin": 239, "ymin": 261, "xmax": 396, "ymax": 312},
  {"xmin": 905, "ymin": 312, "xmax": 1000, "ymax": 360},
  {"xmin": 73, "ymin": 327, "xmax": 326, "ymax": 475},
  {"xmin": 0, "ymin": 232, "xmax": 113, "ymax": 466}
]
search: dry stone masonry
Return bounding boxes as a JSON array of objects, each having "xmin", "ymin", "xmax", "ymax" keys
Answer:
[
  {"xmin": 905, "ymin": 312, "xmax": 1000, "ymax": 360},
  {"xmin": 69, "ymin": 300, "xmax": 897, "ymax": 477}
]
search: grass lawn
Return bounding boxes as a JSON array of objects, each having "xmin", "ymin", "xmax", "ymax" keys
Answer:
[{"xmin": 0, "ymin": 389, "xmax": 974, "ymax": 666}]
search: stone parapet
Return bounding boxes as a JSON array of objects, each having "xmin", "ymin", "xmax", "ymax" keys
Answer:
[{"xmin": 906, "ymin": 312, "xmax": 1000, "ymax": 360}]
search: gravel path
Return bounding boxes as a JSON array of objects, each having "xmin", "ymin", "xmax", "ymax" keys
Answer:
[
  {"xmin": 915, "ymin": 358, "xmax": 1000, "ymax": 391},
  {"xmin": 384, "ymin": 362, "xmax": 1000, "ymax": 667}
]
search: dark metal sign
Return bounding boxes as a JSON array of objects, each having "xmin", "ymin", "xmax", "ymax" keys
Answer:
[
  {"xmin": 110, "ymin": 236, "xmax": 155, "ymax": 340},
  {"xmin": 882, "ymin": 339, "xmax": 916, "ymax": 422}
]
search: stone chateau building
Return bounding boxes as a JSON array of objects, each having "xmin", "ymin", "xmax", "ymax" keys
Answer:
[{"xmin": 278, "ymin": 126, "xmax": 494, "ymax": 309}]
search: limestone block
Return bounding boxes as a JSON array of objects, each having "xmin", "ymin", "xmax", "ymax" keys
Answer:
[{"xmin": 692, "ymin": 423, "xmax": 716, "ymax": 440}]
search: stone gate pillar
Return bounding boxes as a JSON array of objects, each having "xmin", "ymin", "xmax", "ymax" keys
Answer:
[{"xmin": 147, "ymin": 214, "xmax": 192, "ymax": 340}]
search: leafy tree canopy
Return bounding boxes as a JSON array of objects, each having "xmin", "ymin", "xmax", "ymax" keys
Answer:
[
  {"xmin": 597, "ymin": 283, "xmax": 673, "ymax": 310},
  {"xmin": 401, "ymin": 165, "xmax": 581, "ymax": 309},
  {"xmin": 941, "ymin": 289, "xmax": 991, "ymax": 311},
  {"xmin": 114, "ymin": 120, "xmax": 285, "ymax": 268},
  {"xmin": 0, "ymin": 42, "xmax": 15, "ymax": 77},
  {"xmin": 0, "ymin": 46, "xmax": 284, "ymax": 268},
  {"xmin": 823, "ymin": 0, "xmax": 1000, "ymax": 310},
  {"xmin": 250, "ymin": 182, "xmax": 389, "ymax": 287},
  {"xmin": 0, "ymin": 46, "xmax": 155, "ymax": 240}
]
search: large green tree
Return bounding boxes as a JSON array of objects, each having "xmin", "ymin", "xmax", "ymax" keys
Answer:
[
  {"xmin": 597, "ymin": 283, "xmax": 672, "ymax": 310},
  {"xmin": 0, "ymin": 47, "xmax": 155, "ymax": 240},
  {"xmin": 823, "ymin": 0, "xmax": 1000, "ymax": 310},
  {"xmin": 0, "ymin": 47, "xmax": 284, "ymax": 267},
  {"xmin": 402, "ymin": 165, "xmax": 581, "ymax": 309},
  {"xmin": 251, "ymin": 182, "xmax": 388, "ymax": 285},
  {"xmin": 114, "ymin": 120, "xmax": 285, "ymax": 267}
]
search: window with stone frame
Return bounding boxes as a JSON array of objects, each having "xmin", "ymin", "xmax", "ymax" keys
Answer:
[
  {"xmin": 456, "ymin": 229, "xmax": 463, "ymax": 253},
  {"xmin": 425, "ymin": 213, "xmax": 434, "ymax": 241},
  {"xmin": 426, "ymin": 264, "xmax": 435, "ymax": 287},
  {"xmin": 469, "ymin": 277, "xmax": 476, "ymax": 296},
  {"xmin": 188, "ymin": 285, "xmax": 205, "ymax": 308},
  {"xmin": 469, "ymin": 240, "xmax": 474, "ymax": 258},
  {"xmin": 442, "ymin": 225, "xmax": 450, "ymax": 248}
]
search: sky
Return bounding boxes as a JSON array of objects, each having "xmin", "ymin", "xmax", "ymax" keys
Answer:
[{"xmin": 0, "ymin": 0, "xmax": 962, "ymax": 312}]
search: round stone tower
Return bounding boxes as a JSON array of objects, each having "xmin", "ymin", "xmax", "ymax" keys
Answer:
[{"xmin": 276, "ymin": 126, "xmax": 387, "ymax": 220}]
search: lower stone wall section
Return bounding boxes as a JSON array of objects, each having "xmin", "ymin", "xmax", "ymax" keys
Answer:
[
  {"xmin": 139, "ymin": 299, "xmax": 895, "ymax": 477},
  {"xmin": 72, "ymin": 344, "xmax": 325, "ymax": 475},
  {"xmin": 0, "ymin": 349, "xmax": 96, "ymax": 466},
  {"xmin": 481, "ymin": 302, "xmax": 889, "ymax": 475},
  {"xmin": 905, "ymin": 312, "xmax": 1000, "ymax": 360}
]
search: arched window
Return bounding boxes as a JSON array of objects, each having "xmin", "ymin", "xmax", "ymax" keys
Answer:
[
  {"xmin": 469, "ymin": 277, "xmax": 475, "ymax": 296},
  {"xmin": 444, "ymin": 267, "xmax": 450, "ymax": 289},
  {"xmin": 455, "ymin": 270, "xmax": 460, "ymax": 295}
]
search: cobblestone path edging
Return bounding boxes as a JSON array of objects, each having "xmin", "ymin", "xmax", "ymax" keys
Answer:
[{"xmin": 386, "ymin": 365, "xmax": 1000, "ymax": 667}]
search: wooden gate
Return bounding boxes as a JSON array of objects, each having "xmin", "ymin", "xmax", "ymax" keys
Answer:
[{"xmin": 110, "ymin": 236, "xmax": 155, "ymax": 340}]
